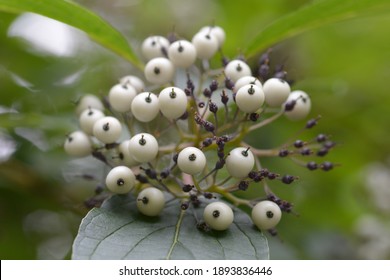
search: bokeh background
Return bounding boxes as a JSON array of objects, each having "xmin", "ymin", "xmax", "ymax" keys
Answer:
[{"xmin": 1, "ymin": 0, "xmax": 390, "ymax": 259}]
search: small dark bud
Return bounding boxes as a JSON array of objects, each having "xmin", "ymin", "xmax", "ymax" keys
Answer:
[
  {"xmin": 215, "ymin": 159, "xmax": 225, "ymax": 169},
  {"xmin": 317, "ymin": 147, "xmax": 329, "ymax": 157},
  {"xmin": 184, "ymin": 88, "xmax": 191, "ymax": 96},
  {"xmin": 182, "ymin": 184, "xmax": 194, "ymax": 192},
  {"xmin": 160, "ymin": 168, "xmax": 170, "ymax": 179},
  {"xmin": 267, "ymin": 172, "xmax": 278, "ymax": 180},
  {"xmin": 203, "ymin": 88, "xmax": 212, "ymax": 98},
  {"xmin": 324, "ymin": 141, "xmax": 336, "ymax": 149},
  {"xmin": 300, "ymin": 147, "xmax": 312, "ymax": 156},
  {"xmin": 225, "ymin": 78, "xmax": 234, "ymax": 90},
  {"xmin": 203, "ymin": 192, "xmax": 214, "ymax": 199},
  {"xmin": 181, "ymin": 201, "xmax": 189, "ymax": 210},
  {"xmin": 209, "ymin": 101, "xmax": 218, "ymax": 113},
  {"xmin": 306, "ymin": 118, "xmax": 318, "ymax": 129},
  {"xmin": 258, "ymin": 64, "xmax": 270, "ymax": 80},
  {"xmin": 248, "ymin": 171, "xmax": 257, "ymax": 179},
  {"xmin": 316, "ymin": 134, "xmax": 328, "ymax": 143},
  {"xmin": 294, "ymin": 140, "xmax": 304, "ymax": 148},
  {"xmin": 249, "ymin": 113, "xmax": 260, "ymax": 122},
  {"xmin": 281, "ymin": 175, "xmax": 296, "ymax": 184},
  {"xmin": 202, "ymin": 137, "xmax": 213, "ymax": 147},
  {"xmin": 136, "ymin": 174, "xmax": 149, "ymax": 184},
  {"xmin": 238, "ymin": 180, "xmax": 249, "ymax": 191},
  {"xmin": 321, "ymin": 161, "xmax": 334, "ymax": 171},
  {"xmin": 209, "ymin": 80, "xmax": 218, "ymax": 92},
  {"xmin": 203, "ymin": 121, "xmax": 215, "ymax": 132},
  {"xmin": 279, "ymin": 149, "xmax": 290, "ymax": 157},
  {"xmin": 307, "ymin": 161, "xmax": 318, "ymax": 170},
  {"xmin": 221, "ymin": 90, "xmax": 229, "ymax": 104}
]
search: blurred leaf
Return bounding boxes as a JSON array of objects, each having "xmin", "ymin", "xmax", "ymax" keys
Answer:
[
  {"xmin": 0, "ymin": 0, "xmax": 143, "ymax": 69},
  {"xmin": 245, "ymin": 0, "xmax": 390, "ymax": 57},
  {"xmin": 72, "ymin": 194, "xmax": 269, "ymax": 259}
]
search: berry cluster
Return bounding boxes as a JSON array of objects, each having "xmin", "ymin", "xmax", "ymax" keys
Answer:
[{"xmin": 64, "ymin": 25, "xmax": 336, "ymax": 234}]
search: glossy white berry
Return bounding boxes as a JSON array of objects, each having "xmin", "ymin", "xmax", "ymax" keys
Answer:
[
  {"xmin": 203, "ymin": 202, "xmax": 234, "ymax": 231},
  {"xmin": 158, "ymin": 87, "xmax": 188, "ymax": 119},
  {"xmin": 64, "ymin": 131, "xmax": 92, "ymax": 157},
  {"xmin": 108, "ymin": 83, "xmax": 137, "ymax": 113},
  {"xmin": 93, "ymin": 116, "xmax": 122, "ymax": 144},
  {"xmin": 177, "ymin": 147, "xmax": 206, "ymax": 175},
  {"xmin": 225, "ymin": 147, "xmax": 255, "ymax": 178},
  {"xmin": 128, "ymin": 133, "xmax": 159, "ymax": 163},
  {"xmin": 79, "ymin": 107, "xmax": 105, "ymax": 135},
  {"xmin": 144, "ymin": 57, "xmax": 175, "ymax": 85},
  {"xmin": 283, "ymin": 90, "xmax": 311, "ymax": 121},
  {"xmin": 168, "ymin": 40, "xmax": 197, "ymax": 68},
  {"xmin": 233, "ymin": 76, "xmax": 262, "ymax": 93},
  {"xmin": 235, "ymin": 84, "xmax": 265, "ymax": 113},
  {"xmin": 224, "ymin": 60, "xmax": 252, "ymax": 83},
  {"xmin": 263, "ymin": 78, "xmax": 291, "ymax": 107},
  {"xmin": 118, "ymin": 140, "xmax": 140, "ymax": 167},
  {"xmin": 191, "ymin": 31, "xmax": 219, "ymax": 60},
  {"xmin": 199, "ymin": 25, "xmax": 225, "ymax": 48},
  {"xmin": 119, "ymin": 75, "xmax": 145, "ymax": 93},
  {"xmin": 252, "ymin": 200, "xmax": 282, "ymax": 230},
  {"xmin": 141, "ymin": 35, "xmax": 170, "ymax": 61},
  {"xmin": 137, "ymin": 187, "xmax": 165, "ymax": 216},
  {"xmin": 105, "ymin": 166, "xmax": 135, "ymax": 194},
  {"xmin": 75, "ymin": 94, "xmax": 104, "ymax": 116},
  {"xmin": 131, "ymin": 92, "xmax": 160, "ymax": 122}
]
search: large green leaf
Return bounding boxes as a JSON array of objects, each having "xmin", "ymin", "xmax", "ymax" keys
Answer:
[
  {"xmin": 0, "ymin": 0, "xmax": 143, "ymax": 69},
  {"xmin": 245, "ymin": 0, "xmax": 390, "ymax": 58},
  {"xmin": 72, "ymin": 194, "xmax": 269, "ymax": 260}
]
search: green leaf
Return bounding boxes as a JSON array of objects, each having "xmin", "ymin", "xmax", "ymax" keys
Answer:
[
  {"xmin": 72, "ymin": 194, "xmax": 269, "ymax": 260},
  {"xmin": 245, "ymin": 0, "xmax": 390, "ymax": 58},
  {"xmin": 0, "ymin": 0, "xmax": 143, "ymax": 69}
]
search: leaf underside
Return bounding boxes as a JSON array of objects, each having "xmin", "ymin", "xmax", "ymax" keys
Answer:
[{"xmin": 72, "ymin": 195, "xmax": 269, "ymax": 260}]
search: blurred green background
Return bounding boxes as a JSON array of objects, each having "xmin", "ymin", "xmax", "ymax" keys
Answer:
[{"xmin": 1, "ymin": 0, "xmax": 390, "ymax": 259}]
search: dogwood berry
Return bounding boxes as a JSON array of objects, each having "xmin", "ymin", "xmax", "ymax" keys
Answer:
[
  {"xmin": 234, "ymin": 76, "xmax": 262, "ymax": 93},
  {"xmin": 252, "ymin": 200, "xmax": 282, "ymax": 230},
  {"xmin": 203, "ymin": 202, "xmax": 234, "ymax": 231},
  {"xmin": 64, "ymin": 131, "xmax": 92, "ymax": 157},
  {"xmin": 137, "ymin": 187, "xmax": 165, "ymax": 216},
  {"xmin": 263, "ymin": 78, "xmax": 291, "ymax": 107},
  {"xmin": 144, "ymin": 57, "xmax": 175, "ymax": 85},
  {"xmin": 177, "ymin": 147, "xmax": 206, "ymax": 175},
  {"xmin": 226, "ymin": 147, "xmax": 255, "ymax": 178},
  {"xmin": 108, "ymin": 83, "xmax": 137, "ymax": 113},
  {"xmin": 235, "ymin": 84, "xmax": 265, "ymax": 113},
  {"xmin": 118, "ymin": 140, "xmax": 140, "ymax": 167},
  {"xmin": 93, "ymin": 116, "xmax": 122, "ymax": 144},
  {"xmin": 79, "ymin": 107, "xmax": 105, "ymax": 135},
  {"xmin": 168, "ymin": 40, "xmax": 197, "ymax": 68},
  {"xmin": 283, "ymin": 90, "xmax": 311, "ymax": 121},
  {"xmin": 119, "ymin": 75, "xmax": 145, "ymax": 93},
  {"xmin": 158, "ymin": 87, "xmax": 188, "ymax": 119},
  {"xmin": 141, "ymin": 35, "xmax": 170, "ymax": 61},
  {"xmin": 224, "ymin": 60, "xmax": 252, "ymax": 82},
  {"xmin": 131, "ymin": 92, "xmax": 160, "ymax": 122},
  {"xmin": 105, "ymin": 166, "xmax": 135, "ymax": 194},
  {"xmin": 75, "ymin": 94, "xmax": 104, "ymax": 116},
  {"xmin": 199, "ymin": 25, "xmax": 225, "ymax": 48},
  {"xmin": 128, "ymin": 133, "xmax": 158, "ymax": 163},
  {"xmin": 191, "ymin": 31, "xmax": 219, "ymax": 60}
]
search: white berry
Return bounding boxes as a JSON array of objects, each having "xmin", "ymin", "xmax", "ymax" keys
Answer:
[
  {"xmin": 105, "ymin": 166, "xmax": 135, "ymax": 194},
  {"xmin": 131, "ymin": 92, "xmax": 160, "ymax": 122},
  {"xmin": 168, "ymin": 40, "xmax": 197, "ymax": 68},
  {"xmin": 283, "ymin": 90, "xmax": 311, "ymax": 121},
  {"xmin": 177, "ymin": 147, "xmax": 206, "ymax": 175},
  {"xmin": 225, "ymin": 147, "xmax": 255, "ymax": 178},
  {"xmin": 141, "ymin": 35, "xmax": 170, "ymax": 61},
  {"xmin": 128, "ymin": 133, "xmax": 159, "ymax": 163},
  {"xmin": 199, "ymin": 25, "xmax": 225, "ymax": 48},
  {"xmin": 144, "ymin": 57, "xmax": 175, "ymax": 85},
  {"xmin": 64, "ymin": 131, "xmax": 92, "ymax": 157},
  {"xmin": 108, "ymin": 83, "xmax": 137, "ymax": 113},
  {"xmin": 224, "ymin": 60, "xmax": 252, "ymax": 83},
  {"xmin": 137, "ymin": 187, "xmax": 165, "ymax": 216},
  {"xmin": 203, "ymin": 202, "xmax": 234, "ymax": 231},
  {"xmin": 118, "ymin": 140, "xmax": 140, "ymax": 167},
  {"xmin": 263, "ymin": 78, "xmax": 291, "ymax": 107},
  {"xmin": 252, "ymin": 200, "xmax": 282, "ymax": 230},
  {"xmin": 158, "ymin": 87, "xmax": 188, "ymax": 120},
  {"xmin": 79, "ymin": 107, "xmax": 105, "ymax": 135},
  {"xmin": 191, "ymin": 31, "xmax": 219, "ymax": 60},
  {"xmin": 93, "ymin": 116, "xmax": 122, "ymax": 144},
  {"xmin": 75, "ymin": 94, "xmax": 104, "ymax": 116},
  {"xmin": 119, "ymin": 75, "xmax": 145, "ymax": 93},
  {"xmin": 235, "ymin": 84, "xmax": 265, "ymax": 113},
  {"xmin": 234, "ymin": 76, "xmax": 262, "ymax": 93}
]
